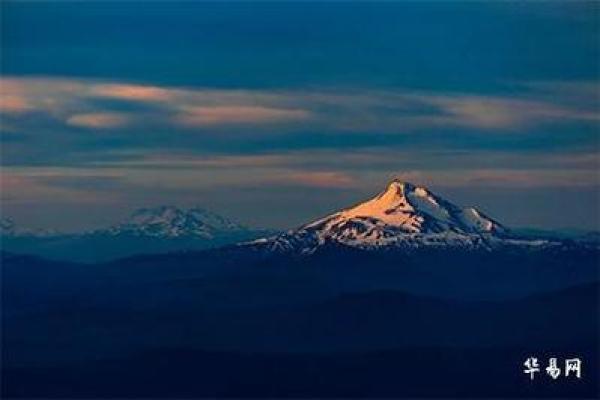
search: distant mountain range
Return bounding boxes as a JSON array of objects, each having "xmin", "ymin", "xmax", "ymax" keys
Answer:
[
  {"xmin": 2, "ymin": 205, "xmax": 252, "ymax": 238},
  {"xmin": 2, "ymin": 181, "xmax": 599, "ymax": 262},
  {"xmin": 1, "ymin": 206, "xmax": 274, "ymax": 262}
]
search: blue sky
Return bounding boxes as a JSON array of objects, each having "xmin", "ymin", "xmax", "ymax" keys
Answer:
[{"xmin": 1, "ymin": 2, "xmax": 599, "ymax": 231}]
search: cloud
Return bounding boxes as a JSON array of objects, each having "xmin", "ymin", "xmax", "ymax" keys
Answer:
[
  {"xmin": 281, "ymin": 171, "xmax": 357, "ymax": 188},
  {"xmin": 29, "ymin": 147, "xmax": 599, "ymax": 188},
  {"xmin": 68, "ymin": 149, "xmax": 600, "ymax": 185},
  {"xmin": 88, "ymin": 152, "xmax": 291, "ymax": 169},
  {"xmin": 3, "ymin": 161, "xmax": 596, "ymax": 217},
  {"xmin": 384, "ymin": 168, "xmax": 600, "ymax": 189},
  {"xmin": 426, "ymin": 95, "xmax": 600, "ymax": 130},
  {"xmin": 521, "ymin": 80, "xmax": 600, "ymax": 107},
  {"xmin": 0, "ymin": 95, "xmax": 32, "ymax": 113},
  {"xmin": 175, "ymin": 106, "xmax": 311, "ymax": 126},
  {"xmin": 3, "ymin": 76, "xmax": 598, "ymax": 136},
  {"xmin": 66, "ymin": 112, "xmax": 131, "ymax": 129},
  {"xmin": 1, "ymin": 78, "xmax": 85, "ymax": 116},
  {"xmin": 1, "ymin": 170, "xmax": 122, "ymax": 205},
  {"xmin": 90, "ymin": 84, "xmax": 175, "ymax": 102}
]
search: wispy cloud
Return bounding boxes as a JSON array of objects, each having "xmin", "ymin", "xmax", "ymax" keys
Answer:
[
  {"xmin": 85, "ymin": 148, "xmax": 600, "ymax": 174},
  {"xmin": 2, "ymin": 77, "xmax": 597, "ymax": 134},
  {"xmin": 66, "ymin": 112, "xmax": 131, "ymax": 129},
  {"xmin": 90, "ymin": 84, "xmax": 175, "ymax": 102},
  {"xmin": 6, "ymin": 149, "xmax": 597, "ymax": 196},
  {"xmin": 388, "ymin": 168, "xmax": 600, "ymax": 189},
  {"xmin": 424, "ymin": 95, "xmax": 599, "ymax": 130},
  {"xmin": 281, "ymin": 171, "xmax": 357, "ymax": 188},
  {"xmin": 1, "ymin": 95, "xmax": 32, "ymax": 113},
  {"xmin": 175, "ymin": 106, "xmax": 310, "ymax": 126},
  {"xmin": 1, "ymin": 170, "xmax": 123, "ymax": 205}
]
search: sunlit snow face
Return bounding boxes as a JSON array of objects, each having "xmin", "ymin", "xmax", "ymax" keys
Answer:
[{"xmin": 301, "ymin": 180, "xmax": 503, "ymax": 247}]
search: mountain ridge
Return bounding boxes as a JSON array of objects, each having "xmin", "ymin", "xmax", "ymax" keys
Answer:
[
  {"xmin": 1, "ymin": 206, "xmax": 255, "ymax": 239},
  {"xmin": 0, "ymin": 206, "xmax": 273, "ymax": 263}
]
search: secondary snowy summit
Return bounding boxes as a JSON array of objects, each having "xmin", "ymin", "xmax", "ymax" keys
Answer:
[{"xmin": 104, "ymin": 206, "xmax": 248, "ymax": 238}]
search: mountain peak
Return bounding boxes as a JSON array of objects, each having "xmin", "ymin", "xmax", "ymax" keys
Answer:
[
  {"xmin": 385, "ymin": 178, "xmax": 412, "ymax": 188},
  {"xmin": 375, "ymin": 179, "xmax": 435, "ymax": 205},
  {"xmin": 379, "ymin": 179, "xmax": 409, "ymax": 198},
  {"xmin": 371, "ymin": 179, "xmax": 427, "ymax": 208},
  {"xmin": 335, "ymin": 180, "xmax": 476, "ymax": 235},
  {"xmin": 257, "ymin": 181, "xmax": 508, "ymax": 252}
]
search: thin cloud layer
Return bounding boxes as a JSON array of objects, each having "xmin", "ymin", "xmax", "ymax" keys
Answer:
[
  {"xmin": 2, "ymin": 77, "xmax": 598, "ymax": 232},
  {"xmin": 426, "ymin": 95, "xmax": 599, "ymax": 130},
  {"xmin": 90, "ymin": 84, "xmax": 175, "ymax": 102},
  {"xmin": 3, "ymin": 146, "xmax": 599, "ymax": 231},
  {"xmin": 282, "ymin": 171, "xmax": 357, "ymax": 188},
  {"xmin": 1, "ymin": 95, "xmax": 32, "ymax": 113},
  {"xmin": 2, "ymin": 77, "xmax": 597, "ymax": 134},
  {"xmin": 176, "ymin": 106, "xmax": 310, "ymax": 126},
  {"xmin": 66, "ymin": 113, "xmax": 131, "ymax": 129}
]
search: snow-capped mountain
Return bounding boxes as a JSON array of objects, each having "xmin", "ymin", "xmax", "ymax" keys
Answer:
[
  {"xmin": 1, "ymin": 207, "xmax": 273, "ymax": 262},
  {"xmin": 250, "ymin": 180, "xmax": 549, "ymax": 253},
  {"xmin": 101, "ymin": 206, "xmax": 249, "ymax": 238}
]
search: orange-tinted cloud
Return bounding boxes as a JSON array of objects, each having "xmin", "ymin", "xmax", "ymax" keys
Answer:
[
  {"xmin": 90, "ymin": 84, "xmax": 175, "ymax": 102},
  {"xmin": 386, "ymin": 168, "xmax": 599, "ymax": 188},
  {"xmin": 66, "ymin": 113, "xmax": 131, "ymax": 129},
  {"xmin": 284, "ymin": 172, "xmax": 357, "ymax": 188},
  {"xmin": 0, "ymin": 95, "xmax": 32, "ymax": 113},
  {"xmin": 175, "ymin": 106, "xmax": 310, "ymax": 126},
  {"xmin": 1, "ymin": 170, "xmax": 119, "ymax": 204},
  {"xmin": 2, "ymin": 76, "xmax": 598, "ymax": 134},
  {"xmin": 1, "ymin": 77, "xmax": 87, "ymax": 116}
]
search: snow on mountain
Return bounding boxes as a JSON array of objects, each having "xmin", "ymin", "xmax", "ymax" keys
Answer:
[
  {"xmin": 102, "ymin": 206, "xmax": 249, "ymax": 238},
  {"xmin": 248, "ymin": 180, "xmax": 552, "ymax": 253},
  {"xmin": 307, "ymin": 180, "xmax": 506, "ymax": 236},
  {"xmin": 0, "ymin": 217, "xmax": 59, "ymax": 237},
  {"xmin": 1, "ymin": 217, "xmax": 16, "ymax": 236}
]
